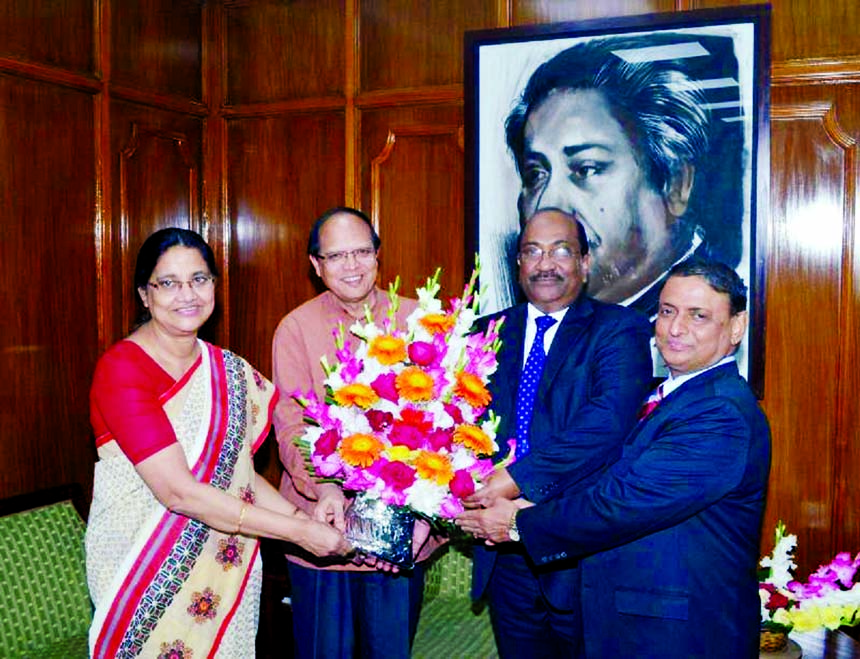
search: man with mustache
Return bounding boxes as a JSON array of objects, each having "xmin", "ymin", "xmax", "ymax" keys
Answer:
[{"xmin": 463, "ymin": 208, "xmax": 652, "ymax": 657}]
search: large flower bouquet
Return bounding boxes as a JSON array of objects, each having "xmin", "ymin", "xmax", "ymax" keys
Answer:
[
  {"xmin": 759, "ymin": 521, "xmax": 860, "ymax": 635},
  {"xmin": 293, "ymin": 264, "xmax": 507, "ymax": 539}
]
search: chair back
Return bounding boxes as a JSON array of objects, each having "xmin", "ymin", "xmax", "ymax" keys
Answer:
[{"xmin": 0, "ymin": 485, "xmax": 92, "ymax": 658}]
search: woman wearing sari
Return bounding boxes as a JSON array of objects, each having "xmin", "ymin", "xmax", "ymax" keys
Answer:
[{"xmin": 85, "ymin": 228, "xmax": 351, "ymax": 659}]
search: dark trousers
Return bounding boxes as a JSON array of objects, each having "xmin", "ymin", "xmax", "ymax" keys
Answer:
[
  {"xmin": 287, "ymin": 562, "xmax": 424, "ymax": 659},
  {"xmin": 487, "ymin": 552, "xmax": 583, "ymax": 659}
]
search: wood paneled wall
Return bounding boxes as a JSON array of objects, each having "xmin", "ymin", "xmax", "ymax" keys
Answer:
[{"xmin": 1, "ymin": 0, "xmax": 857, "ymax": 577}]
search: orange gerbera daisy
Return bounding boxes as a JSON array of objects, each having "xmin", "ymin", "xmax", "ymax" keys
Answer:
[
  {"xmin": 338, "ymin": 433, "xmax": 385, "ymax": 467},
  {"xmin": 453, "ymin": 424, "xmax": 494, "ymax": 455},
  {"xmin": 333, "ymin": 383, "xmax": 379, "ymax": 409},
  {"xmin": 368, "ymin": 335, "xmax": 407, "ymax": 365},
  {"xmin": 453, "ymin": 372, "xmax": 491, "ymax": 408},
  {"xmin": 396, "ymin": 366, "xmax": 435, "ymax": 401},
  {"xmin": 414, "ymin": 450, "xmax": 454, "ymax": 485},
  {"xmin": 419, "ymin": 313, "xmax": 455, "ymax": 336}
]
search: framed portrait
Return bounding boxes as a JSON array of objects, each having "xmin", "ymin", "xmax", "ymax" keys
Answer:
[{"xmin": 464, "ymin": 5, "xmax": 770, "ymax": 395}]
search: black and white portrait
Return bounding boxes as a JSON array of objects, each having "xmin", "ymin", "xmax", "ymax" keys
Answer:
[{"xmin": 466, "ymin": 9, "xmax": 768, "ymax": 383}]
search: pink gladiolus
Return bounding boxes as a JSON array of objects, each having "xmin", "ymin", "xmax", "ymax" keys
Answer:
[
  {"xmin": 439, "ymin": 495, "xmax": 465, "ymax": 519},
  {"xmin": 472, "ymin": 458, "xmax": 496, "ymax": 480},
  {"xmin": 449, "ymin": 470, "xmax": 475, "ymax": 498},
  {"xmin": 343, "ymin": 470, "xmax": 378, "ymax": 492},
  {"xmin": 371, "ymin": 372, "xmax": 399, "ymax": 403},
  {"xmin": 408, "ymin": 341, "xmax": 438, "ymax": 366},
  {"xmin": 311, "ymin": 453, "xmax": 346, "ymax": 478},
  {"xmin": 826, "ymin": 552, "xmax": 860, "ymax": 587}
]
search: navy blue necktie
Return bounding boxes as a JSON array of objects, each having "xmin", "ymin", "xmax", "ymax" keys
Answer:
[{"xmin": 515, "ymin": 315, "xmax": 557, "ymax": 459}]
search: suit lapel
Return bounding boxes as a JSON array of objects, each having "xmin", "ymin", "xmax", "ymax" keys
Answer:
[
  {"xmin": 628, "ymin": 362, "xmax": 739, "ymax": 445},
  {"xmin": 494, "ymin": 305, "xmax": 527, "ymax": 417},
  {"xmin": 540, "ymin": 297, "xmax": 593, "ymax": 392}
]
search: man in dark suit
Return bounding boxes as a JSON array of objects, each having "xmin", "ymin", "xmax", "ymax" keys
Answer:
[
  {"xmin": 458, "ymin": 257, "xmax": 771, "ymax": 659},
  {"xmin": 463, "ymin": 208, "xmax": 653, "ymax": 657}
]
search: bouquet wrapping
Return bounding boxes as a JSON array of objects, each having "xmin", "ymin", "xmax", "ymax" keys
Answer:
[{"xmin": 294, "ymin": 264, "xmax": 508, "ymax": 566}]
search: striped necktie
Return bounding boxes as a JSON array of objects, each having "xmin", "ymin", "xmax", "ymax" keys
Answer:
[{"xmin": 638, "ymin": 383, "xmax": 665, "ymax": 420}]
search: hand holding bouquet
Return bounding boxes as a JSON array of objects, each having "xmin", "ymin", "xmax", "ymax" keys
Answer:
[{"xmin": 293, "ymin": 263, "xmax": 508, "ymax": 564}]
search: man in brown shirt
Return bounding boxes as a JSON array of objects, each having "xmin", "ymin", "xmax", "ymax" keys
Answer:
[{"xmin": 272, "ymin": 207, "xmax": 435, "ymax": 658}]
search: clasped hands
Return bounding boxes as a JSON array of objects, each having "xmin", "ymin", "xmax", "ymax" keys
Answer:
[
  {"xmin": 314, "ymin": 483, "xmax": 430, "ymax": 573},
  {"xmin": 454, "ymin": 468, "xmax": 534, "ymax": 544}
]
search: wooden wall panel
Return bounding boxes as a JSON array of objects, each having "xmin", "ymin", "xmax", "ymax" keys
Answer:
[
  {"xmin": 112, "ymin": 0, "xmax": 203, "ymax": 100},
  {"xmin": 109, "ymin": 101, "xmax": 205, "ymax": 340},
  {"xmin": 224, "ymin": 0, "xmax": 345, "ymax": 105},
  {"xmin": 0, "ymin": 74, "xmax": 98, "ymax": 499},
  {"xmin": 360, "ymin": 105, "xmax": 465, "ymax": 300},
  {"xmin": 360, "ymin": 0, "xmax": 498, "ymax": 91},
  {"xmin": 763, "ymin": 86, "xmax": 858, "ymax": 574},
  {"xmin": 692, "ymin": 0, "xmax": 860, "ymax": 62},
  {"xmin": 0, "ymin": 0, "xmax": 94, "ymax": 74},
  {"xmin": 226, "ymin": 111, "xmax": 346, "ymax": 377},
  {"xmin": 512, "ymin": 0, "xmax": 676, "ymax": 25}
]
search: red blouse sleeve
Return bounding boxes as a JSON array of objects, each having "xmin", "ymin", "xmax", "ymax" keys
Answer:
[{"xmin": 90, "ymin": 341, "xmax": 179, "ymax": 464}]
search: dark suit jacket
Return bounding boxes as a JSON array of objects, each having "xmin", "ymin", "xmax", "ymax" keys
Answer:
[
  {"xmin": 518, "ymin": 362, "xmax": 771, "ymax": 658},
  {"xmin": 472, "ymin": 294, "xmax": 653, "ymax": 609}
]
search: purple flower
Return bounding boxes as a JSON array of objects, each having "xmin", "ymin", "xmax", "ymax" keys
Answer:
[{"xmin": 366, "ymin": 409, "xmax": 394, "ymax": 432}]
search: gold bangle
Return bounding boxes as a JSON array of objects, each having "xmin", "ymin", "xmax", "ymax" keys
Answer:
[{"xmin": 236, "ymin": 502, "xmax": 249, "ymax": 535}]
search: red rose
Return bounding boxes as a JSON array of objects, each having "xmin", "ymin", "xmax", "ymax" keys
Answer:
[
  {"xmin": 449, "ymin": 470, "xmax": 475, "ymax": 498},
  {"xmin": 766, "ymin": 590, "xmax": 791, "ymax": 611},
  {"xmin": 399, "ymin": 408, "xmax": 433, "ymax": 432},
  {"xmin": 313, "ymin": 429, "xmax": 340, "ymax": 457},
  {"xmin": 408, "ymin": 341, "xmax": 438, "ymax": 366},
  {"xmin": 380, "ymin": 461, "xmax": 417, "ymax": 490},
  {"xmin": 371, "ymin": 372, "xmax": 399, "ymax": 403},
  {"xmin": 366, "ymin": 409, "xmax": 394, "ymax": 432}
]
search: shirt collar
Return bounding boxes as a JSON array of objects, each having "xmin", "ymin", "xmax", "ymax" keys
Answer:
[
  {"xmin": 662, "ymin": 354, "xmax": 736, "ymax": 397},
  {"xmin": 526, "ymin": 302, "xmax": 569, "ymax": 325}
]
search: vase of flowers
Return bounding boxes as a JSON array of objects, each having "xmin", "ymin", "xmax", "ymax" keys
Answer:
[
  {"xmin": 759, "ymin": 521, "xmax": 860, "ymax": 651},
  {"xmin": 294, "ymin": 261, "xmax": 508, "ymax": 568}
]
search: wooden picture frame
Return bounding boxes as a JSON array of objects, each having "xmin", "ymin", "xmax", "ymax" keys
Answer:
[{"xmin": 465, "ymin": 5, "xmax": 770, "ymax": 395}]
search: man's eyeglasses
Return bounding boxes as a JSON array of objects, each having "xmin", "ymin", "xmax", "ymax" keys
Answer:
[
  {"xmin": 147, "ymin": 274, "xmax": 215, "ymax": 294},
  {"xmin": 518, "ymin": 244, "xmax": 578, "ymax": 264},
  {"xmin": 316, "ymin": 247, "xmax": 376, "ymax": 266}
]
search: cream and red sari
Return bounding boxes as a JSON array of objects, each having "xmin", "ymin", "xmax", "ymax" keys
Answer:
[{"xmin": 86, "ymin": 340, "xmax": 276, "ymax": 659}]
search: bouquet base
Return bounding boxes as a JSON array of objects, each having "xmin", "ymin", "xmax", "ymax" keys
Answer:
[
  {"xmin": 344, "ymin": 493, "xmax": 415, "ymax": 569},
  {"xmin": 760, "ymin": 629, "xmax": 788, "ymax": 653}
]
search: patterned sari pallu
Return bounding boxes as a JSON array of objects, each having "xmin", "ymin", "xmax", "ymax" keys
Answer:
[{"xmin": 86, "ymin": 342, "xmax": 276, "ymax": 659}]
